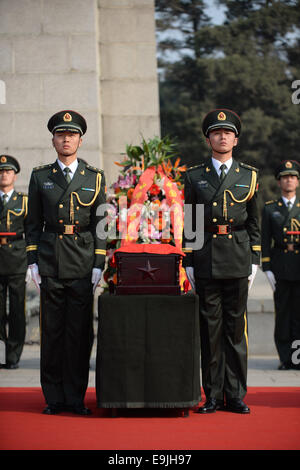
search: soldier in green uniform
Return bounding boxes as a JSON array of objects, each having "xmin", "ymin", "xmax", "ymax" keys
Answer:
[
  {"xmin": 261, "ymin": 160, "xmax": 300, "ymax": 370},
  {"xmin": 26, "ymin": 110, "xmax": 107, "ymax": 415},
  {"xmin": 183, "ymin": 109, "xmax": 260, "ymax": 414},
  {"xmin": 0, "ymin": 155, "xmax": 29, "ymax": 369}
]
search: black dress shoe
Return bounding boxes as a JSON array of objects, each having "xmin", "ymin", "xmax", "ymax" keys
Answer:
[
  {"xmin": 226, "ymin": 398, "xmax": 250, "ymax": 414},
  {"xmin": 196, "ymin": 398, "xmax": 224, "ymax": 414},
  {"xmin": 42, "ymin": 404, "xmax": 64, "ymax": 415},
  {"xmin": 67, "ymin": 404, "xmax": 92, "ymax": 415},
  {"xmin": 278, "ymin": 362, "xmax": 291, "ymax": 370},
  {"xmin": 5, "ymin": 363, "xmax": 19, "ymax": 370}
]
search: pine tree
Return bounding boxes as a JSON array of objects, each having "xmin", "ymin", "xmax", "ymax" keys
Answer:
[{"xmin": 155, "ymin": 0, "xmax": 300, "ymax": 204}]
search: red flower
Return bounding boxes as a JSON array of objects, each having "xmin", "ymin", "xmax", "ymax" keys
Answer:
[{"xmin": 149, "ymin": 184, "xmax": 160, "ymax": 196}]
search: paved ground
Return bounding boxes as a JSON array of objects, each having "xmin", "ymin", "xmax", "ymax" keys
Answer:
[
  {"xmin": 1, "ymin": 343, "xmax": 299, "ymax": 388},
  {"xmin": 1, "ymin": 268, "xmax": 299, "ymax": 388},
  {"xmin": 1, "ymin": 315, "xmax": 299, "ymax": 388}
]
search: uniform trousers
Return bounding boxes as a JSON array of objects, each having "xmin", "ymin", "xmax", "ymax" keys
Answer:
[
  {"xmin": 274, "ymin": 279, "xmax": 300, "ymax": 366},
  {"xmin": 195, "ymin": 277, "xmax": 249, "ymax": 402},
  {"xmin": 0, "ymin": 274, "xmax": 26, "ymax": 366},
  {"xmin": 40, "ymin": 275, "xmax": 94, "ymax": 406}
]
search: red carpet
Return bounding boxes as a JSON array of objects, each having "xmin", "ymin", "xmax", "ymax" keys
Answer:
[{"xmin": 0, "ymin": 387, "xmax": 300, "ymax": 450}]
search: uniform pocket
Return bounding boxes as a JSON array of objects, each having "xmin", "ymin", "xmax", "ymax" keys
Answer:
[{"xmin": 234, "ymin": 230, "xmax": 250, "ymax": 243}]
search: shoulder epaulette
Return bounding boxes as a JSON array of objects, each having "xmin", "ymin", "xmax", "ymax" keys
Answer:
[
  {"xmin": 86, "ymin": 164, "xmax": 103, "ymax": 174},
  {"xmin": 187, "ymin": 162, "xmax": 205, "ymax": 172},
  {"xmin": 265, "ymin": 200, "xmax": 276, "ymax": 205},
  {"xmin": 240, "ymin": 162, "xmax": 259, "ymax": 172},
  {"xmin": 33, "ymin": 163, "xmax": 52, "ymax": 171}
]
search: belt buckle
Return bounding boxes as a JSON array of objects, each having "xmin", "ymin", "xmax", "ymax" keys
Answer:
[
  {"xmin": 0, "ymin": 237, "xmax": 7, "ymax": 245},
  {"xmin": 64, "ymin": 225, "xmax": 75, "ymax": 235},
  {"xmin": 217, "ymin": 224, "xmax": 230, "ymax": 235}
]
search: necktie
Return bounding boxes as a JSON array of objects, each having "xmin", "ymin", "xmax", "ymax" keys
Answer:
[
  {"xmin": 287, "ymin": 201, "xmax": 292, "ymax": 211},
  {"xmin": 219, "ymin": 164, "xmax": 227, "ymax": 183},
  {"xmin": 64, "ymin": 167, "xmax": 72, "ymax": 184},
  {"xmin": 2, "ymin": 194, "xmax": 8, "ymax": 206}
]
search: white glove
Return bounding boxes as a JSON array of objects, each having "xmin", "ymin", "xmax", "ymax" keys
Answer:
[
  {"xmin": 91, "ymin": 268, "xmax": 102, "ymax": 293},
  {"xmin": 29, "ymin": 263, "xmax": 41, "ymax": 291},
  {"xmin": 25, "ymin": 267, "xmax": 32, "ymax": 283},
  {"xmin": 265, "ymin": 270, "xmax": 276, "ymax": 292},
  {"xmin": 185, "ymin": 267, "xmax": 195, "ymax": 290},
  {"xmin": 248, "ymin": 264, "xmax": 258, "ymax": 292}
]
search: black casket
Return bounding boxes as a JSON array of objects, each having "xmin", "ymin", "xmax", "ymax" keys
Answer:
[{"xmin": 114, "ymin": 244, "xmax": 184, "ymax": 295}]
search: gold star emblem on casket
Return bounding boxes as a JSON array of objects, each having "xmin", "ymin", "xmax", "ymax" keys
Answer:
[{"xmin": 137, "ymin": 260, "xmax": 160, "ymax": 280}]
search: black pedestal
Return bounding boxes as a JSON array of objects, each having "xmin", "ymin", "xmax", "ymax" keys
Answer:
[{"xmin": 96, "ymin": 293, "xmax": 201, "ymax": 412}]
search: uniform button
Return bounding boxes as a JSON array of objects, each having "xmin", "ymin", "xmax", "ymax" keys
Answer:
[
  {"xmin": 229, "ymin": 218, "xmax": 234, "ymax": 223},
  {"xmin": 76, "ymin": 206, "xmax": 80, "ymax": 211},
  {"xmin": 295, "ymin": 250, "xmax": 299, "ymax": 254},
  {"xmin": 59, "ymin": 219, "xmax": 63, "ymax": 223},
  {"xmin": 284, "ymin": 249, "xmax": 287, "ymax": 253},
  {"xmin": 283, "ymin": 227, "xmax": 287, "ymax": 232},
  {"xmin": 75, "ymin": 220, "xmax": 79, "ymax": 224},
  {"xmin": 213, "ymin": 218, "xmax": 217, "ymax": 223},
  {"xmin": 230, "ymin": 202, "xmax": 234, "ymax": 206},
  {"xmin": 213, "ymin": 202, "xmax": 217, "ymax": 206},
  {"xmin": 59, "ymin": 235, "xmax": 63, "ymax": 240},
  {"xmin": 8, "ymin": 244, "xmax": 12, "ymax": 248},
  {"xmin": 74, "ymin": 236, "xmax": 78, "ymax": 240},
  {"xmin": 59, "ymin": 204, "xmax": 63, "ymax": 208},
  {"xmin": 228, "ymin": 234, "xmax": 232, "ymax": 239},
  {"xmin": 213, "ymin": 234, "xmax": 217, "ymax": 238},
  {"xmin": 284, "ymin": 238, "xmax": 287, "ymax": 242}
]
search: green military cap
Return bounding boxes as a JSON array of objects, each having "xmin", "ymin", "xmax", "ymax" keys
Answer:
[
  {"xmin": 202, "ymin": 108, "xmax": 242, "ymax": 137},
  {"xmin": 275, "ymin": 160, "xmax": 300, "ymax": 179},
  {"xmin": 47, "ymin": 110, "xmax": 87, "ymax": 136},
  {"xmin": 0, "ymin": 154, "xmax": 20, "ymax": 173}
]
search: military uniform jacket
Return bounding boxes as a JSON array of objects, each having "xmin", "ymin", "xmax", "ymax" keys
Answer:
[
  {"xmin": 261, "ymin": 197, "xmax": 300, "ymax": 280},
  {"xmin": 182, "ymin": 158, "xmax": 260, "ymax": 279},
  {"xmin": 26, "ymin": 158, "xmax": 107, "ymax": 279},
  {"xmin": 0, "ymin": 191, "xmax": 28, "ymax": 276}
]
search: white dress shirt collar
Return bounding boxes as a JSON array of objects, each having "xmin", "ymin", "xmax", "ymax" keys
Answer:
[
  {"xmin": 212, "ymin": 157, "xmax": 233, "ymax": 175},
  {"xmin": 56, "ymin": 158, "xmax": 78, "ymax": 180},
  {"xmin": 282, "ymin": 195, "xmax": 296, "ymax": 207},
  {"xmin": 0, "ymin": 188, "xmax": 14, "ymax": 202}
]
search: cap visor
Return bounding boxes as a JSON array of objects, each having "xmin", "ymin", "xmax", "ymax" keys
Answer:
[
  {"xmin": 0, "ymin": 164, "xmax": 18, "ymax": 172},
  {"xmin": 278, "ymin": 170, "xmax": 299, "ymax": 178},
  {"xmin": 52, "ymin": 125, "xmax": 82, "ymax": 134},
  {"xmin": 207, "ymin": 123, "xmax": 238, "ymax": 135}
]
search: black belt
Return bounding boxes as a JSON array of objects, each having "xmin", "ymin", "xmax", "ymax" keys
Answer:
[
  {"xmin": 205, "ymin": 224, "xmax": 245, "ymax": 235},
  {"xmin": 45, "ymin": 224, "xmax": 90, "ymax": 235}
]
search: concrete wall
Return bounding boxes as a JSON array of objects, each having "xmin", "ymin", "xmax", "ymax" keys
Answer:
[
  {"xmin": 0, "ymin": 0, "xmax": 160, "ymax": 191},
  {"xmin": 98, "ymin": 0, "xmax": 160, "ymax": 185},
  {"xmin": 0, "ymin": 0, "xmax": 102, "ymax": 192}
]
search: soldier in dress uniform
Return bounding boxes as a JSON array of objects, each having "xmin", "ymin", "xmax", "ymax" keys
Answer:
[
  {"xmin": 0, "ymin": 155, "xmax": 29, "ymax": 369},
  {"xmin": 183, "ymin": 109, "xmax": 261, "ymax": 414},
  {"xmin": 25, "ymin": 110, "xmax": 107, "ymax": 415},
  {"xmin": 261, "ymin": 160, "xmax": 300, "ymax": 370}
]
